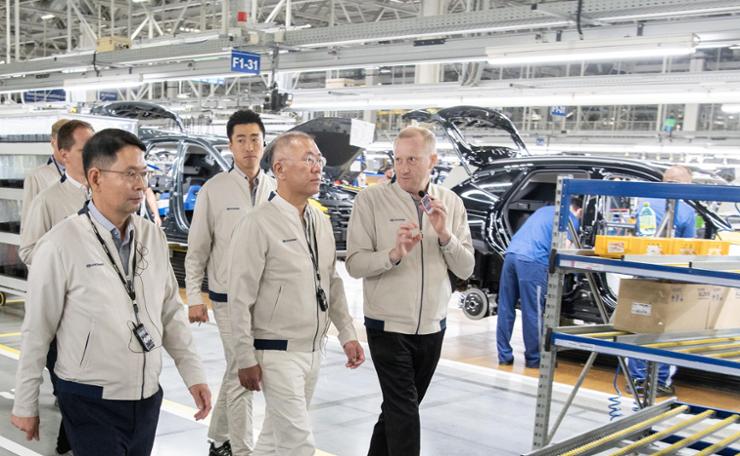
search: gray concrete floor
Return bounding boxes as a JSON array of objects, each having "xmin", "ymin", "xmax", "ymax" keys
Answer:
[{"xmin": 0, "ymin": 265, "xmax": 626, "ymax": 456}]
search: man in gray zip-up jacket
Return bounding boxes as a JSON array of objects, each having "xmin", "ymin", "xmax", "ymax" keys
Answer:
[
  {"xmin": 346, "ymin": 126, "xmax": 474, "ymax": 456},
  {"xmin": 21, "ymin": 118, "xmax": 68, "ymax": 227},
  {"xmin": 11, "ymin": 129, "xmax": 211, "ymax": 456},
  {"xmin": 19, "ymin": 120, "xmax": 93, "ymax": 265},
  {"xmin": 185, "ymin": 110, "xmax": 276, "ymax": 456},
  {"xmin": 229, "ymin": 131, "xmax": 364, "ymax": 456}
]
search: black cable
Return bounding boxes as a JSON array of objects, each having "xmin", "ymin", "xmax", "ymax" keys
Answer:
[{"xmin": 576, "ymin": 0, "xmax": 584, "ymax": 39}]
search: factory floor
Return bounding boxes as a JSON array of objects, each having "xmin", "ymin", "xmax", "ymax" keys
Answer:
[{"xmin": 0, "ymin": 263, "xmax": 736, "ymax": 456}]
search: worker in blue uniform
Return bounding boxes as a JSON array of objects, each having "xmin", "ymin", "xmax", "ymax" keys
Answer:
[
  {"xmin": 497, "ymin": 196, "xmax": 583, "ymax": 369},
  {"xmin": 628, "ymin": 165, "xmax": 696, "ymax": 396}
]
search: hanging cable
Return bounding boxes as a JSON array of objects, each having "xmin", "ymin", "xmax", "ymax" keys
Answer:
[{"xmin": 576, "ymin": 0, "xmax": 584, "ymax": 39}]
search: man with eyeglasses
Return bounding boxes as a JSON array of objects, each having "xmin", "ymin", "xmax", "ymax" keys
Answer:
[
  {"xmin": 346, "ymin": 126, "xmax": 474, "ymax": 456},
  {"xmin": 228, "ymin": 131, "xmax": 364, "ymax": 456},
  {"xmin": 11, "ymin": 128, "xmax": 212, "ymax": 455},
  {"xmin": 18, "ymin": 119, "xmax": 94, "ymax": 455},
  {"xmin": 186, "ymin": 109, "xmax": 276, "ymax": 456}
]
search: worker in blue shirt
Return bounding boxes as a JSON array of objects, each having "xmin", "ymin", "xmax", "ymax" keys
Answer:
[
  {"xmin": 497, "ymin": 196, "xmax": 583, "ymax": 368},
  {"xmin": 628, "ymin": 165, "xmax": 696, "ymax": 396}
]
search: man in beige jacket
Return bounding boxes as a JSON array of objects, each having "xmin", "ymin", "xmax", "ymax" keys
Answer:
[
  {"xmin": 11, "ymin": 128, "xmax": 211, "ymax": 456},
  {"xmin": 346, "ymin": 126, "xmax": 474, "ymax": 456},
  {"xmin": 19, "ymin": 119, "xmax": 94, "ymax": 265},
  {"xmin": 21, "ymin": 118, "xmax": 69, "ymax": 227},
  {"xmin": 186, "ymin": 109, "xmax": 276, "ymax": 456},
  {"xmin": 17, "ymin": 119, "xmax": 94, "ymax": 454},
  {"xmin": 229, "ymin": 131, "xmax": 364, "ymax": 456}
]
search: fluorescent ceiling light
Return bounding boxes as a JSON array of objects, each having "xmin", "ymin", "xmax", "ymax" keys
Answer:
[
  {"xmin": 41, "ymin": 13, "xmax": 55, "ymax": 20},
  {"xmin": 486, "ymin": 34, "xmax": 698, "ymax": 66},
  {"xmin": 721, "ymin": 104, "xmax": 740, "ymax": 114},
  {"xmin": 64, "ymin": 74, "xmax": 143, "ymax": 91}
]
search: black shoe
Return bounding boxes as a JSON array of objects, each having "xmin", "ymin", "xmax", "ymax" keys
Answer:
[
  {"xmin": 499, "ymin": 358, "xmax": 514, "ymax": 366},
  {"xmin": 209, "ymin": 441, "xmax": 232, "ymax": 456},
  {"xmin": 525, "ymin": 361, "xmax": 540, "ymax": 369}
]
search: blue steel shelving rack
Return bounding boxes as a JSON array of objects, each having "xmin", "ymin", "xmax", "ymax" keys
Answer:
[{"xmin": 530, "ymin": 178, "xmax": 740, "ymax": 454}]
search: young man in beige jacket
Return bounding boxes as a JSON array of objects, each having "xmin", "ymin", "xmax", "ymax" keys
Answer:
[
  {"xmin": 186, "ymin": 110, "xmax": 276, "ymax": 456},
  {"xmin": 346, "ymin": 126, "xmax": 475, "ymax": 456},
  {"xmin": 21, "ymin": 118, "xmax": 69, "ymax": 227},
  {"xmin": 229, "ymin": 131, "xmax": 364, "ymax": 456},
  {"xmin": 11, "ymin": 128, "xmax": 211, "ymax": 455},
  {"xmin": 19, "ymin": 120, "xmax": 94, "ymax": 265}
]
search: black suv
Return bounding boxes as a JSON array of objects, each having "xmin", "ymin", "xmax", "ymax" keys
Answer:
[{"xmin": 406, "ymin": 106, "xmax": 731, "ymax": 323}]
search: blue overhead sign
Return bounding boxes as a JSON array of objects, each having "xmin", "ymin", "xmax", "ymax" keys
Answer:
[
  {"xmin": 550, "ymin": 106, "xmax": 568, "ymax": 117},
  {"xmin": 230, "ymin": 50, "xmax": 260, "ymax": 75},
  {"xmin": 24, "ymin": 89, "xmax": 66, "ymax": 102}
]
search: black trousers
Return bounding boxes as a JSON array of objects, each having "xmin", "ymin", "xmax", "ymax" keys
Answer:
[
  {"xmin": 367, "ymin": 328, "xmax": 445, "ymax": 456},
  {"xmin": 57, "ymin": 387, "xmax": 163, "ymax": 456}
]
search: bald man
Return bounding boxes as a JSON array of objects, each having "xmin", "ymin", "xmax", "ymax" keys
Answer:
[
  {"xmin": 228, "ymin": 131, "xmax": 363, "ymax": 456},
  {"xmin": 628, "ymin": 165, "xmax": 696, "ymax": 395}
]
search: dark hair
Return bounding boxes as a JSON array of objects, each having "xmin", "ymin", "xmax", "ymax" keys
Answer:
[
  {"xmin": 83, "ymin": 128, "xmax": 146, "ymax": 176},
  {"xmin": 57, "ymin": 120, "xmax": 93, "ymax": 151},
  {"xmin": 570, "ymin": 195, "xmax": 584, "ymax": 210},
  {"xmin": 227, "ymin": 109, "xmax": 265, "ymax": 140}
]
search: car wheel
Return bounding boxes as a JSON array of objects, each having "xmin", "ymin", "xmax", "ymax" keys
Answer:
[{"xmin": 461, "ymin": 287, "xmax": 491, "ymax": 320}]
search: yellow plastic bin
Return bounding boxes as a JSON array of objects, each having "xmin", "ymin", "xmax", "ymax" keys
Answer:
[
  {"xmin": 696, "ymin": 239, "xmax": 730, "ymax": 256},
  {"xmin": 594, "ymin": 235, "xmax": 632, "ymax": 258},
  {"xmin": 670, "ymin": 238, "xmax": 698, "ymax": 255},
  {"xmin": 633, "ymin": 237, "xmax": 670, "ymax": 255}
]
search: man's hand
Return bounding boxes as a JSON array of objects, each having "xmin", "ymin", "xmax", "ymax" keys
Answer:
[
  {"xmin": 11, "ymin": 415, "xmax": 39, "ymax": 441},
  {"xmin": 188, "ymin": 383, "xmax": 212, "ymax": 421},
  {"xmin": 188, "ymin": 304, "xmax": 209, "ymax": 324},
  {"xmin": 343, "ymin": 341, "xmax": 365, "ymax": 369},
  {"xmin": 424, "ymin": 198, "xmax": 451, "ymax": 246},
  {"xmin": 389, "ymin": 222, "xmax": 423, "ymax": 263},
  {"xmin": 238, "ymin": 365, "xmax": 262, "ymax": 391}
]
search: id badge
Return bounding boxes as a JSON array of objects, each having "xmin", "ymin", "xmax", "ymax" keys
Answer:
[{"xmin": 133, "ymin": 323, "xmax": 155, "ymax": 352}]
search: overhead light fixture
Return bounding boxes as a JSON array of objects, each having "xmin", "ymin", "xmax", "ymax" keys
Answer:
[
  {"xmin": 721, "ymin": 104, "xmax": 740, "ymax": 114},
  {"xmin": 41, "ymin": 13, "xmax": 55, "ymax": 20},
  {"xmin": 131, "ymin": 0, "xmax": 150, "ymax": 3},
  {"xmin": 486, "ymin": 34, "xmax": 699, "ymax": 66},
  {"xmin": 64, "ymin": 74, "xmax": 143, "ymax": 91}
]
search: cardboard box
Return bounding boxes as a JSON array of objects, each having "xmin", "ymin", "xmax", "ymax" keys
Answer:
[
  {"xmin": 707, "ymin": 287, "xmax": 740, "ymax": 330},
  {"xmin": 613, "ymin": 279, "xmax": 725, "ymax": 334}
]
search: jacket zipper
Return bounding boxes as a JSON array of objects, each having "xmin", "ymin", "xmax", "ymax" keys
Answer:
[{"xmin": 414, "ymin": 195, "xmax": 425, "ymax": 335}]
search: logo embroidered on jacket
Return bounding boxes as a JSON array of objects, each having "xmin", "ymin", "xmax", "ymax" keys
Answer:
[
  {"xmin": 389, "ymin": 218, "xmax": 405, "ymax": 222},
  {"xmin": 282, "ymin": 238, "xmax": 297, "ymax": 243},
  {"xmin": 86, "ymin": 262, "xmax": 104, "ymax": 268},
  {"xmin": 226, "ymin": 207, "xmax": 241, "ymax": 211}
]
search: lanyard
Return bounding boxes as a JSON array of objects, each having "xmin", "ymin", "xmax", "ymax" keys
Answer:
[
  {"xmin": 304, "ymin": 211, "xmax": 322, "ymax": 285},
  {"xmin": 85, "ymin": 212, "xmax": 140, "ymax": 323}
]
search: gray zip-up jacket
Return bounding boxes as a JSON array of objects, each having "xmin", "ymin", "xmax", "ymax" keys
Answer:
[
  {"xmin": 346, "ymin": 182, "xmax": 474, "ymax": 334},
  {"xmin": 21, "ymin": 160, "xmax": 62, "ymax": 227},
  {"xmin": 19, "ymin": 175, "xmax": 87, "ymax": 265},
  {"xmin": 13, "ymin": 213, "xmax": 206, "ymax": 417},
  {"xmin": 185, "ymin": 169, "xmax": 276, "ymax": 305},
  {"xmin": 228, "ymin": 194, "xmax": 358, "ymax": 370}
]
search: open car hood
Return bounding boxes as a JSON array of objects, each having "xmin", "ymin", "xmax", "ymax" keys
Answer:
[
  {"xmin": 265, "ymin": 117, "xmax": 374, "ymax": 181},
  {"xmin": 90, "ymin": 101, "xmax": 185, "ymax": 132},
  {"xmin": 403, "ymin": 106, "xmax": 528, "ymax": 168}
]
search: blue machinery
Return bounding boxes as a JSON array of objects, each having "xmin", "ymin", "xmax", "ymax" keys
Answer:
[{"xmin": 529, "ymin": 178, "xmax": 740, "ymax": 455}]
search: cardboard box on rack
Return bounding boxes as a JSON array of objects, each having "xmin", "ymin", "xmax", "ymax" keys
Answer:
[
  {"xmin": 613, "ymin": 279, "xmax": 726, "ymax": 334},
  {"xmin": 707, "ymin": 287, "xmax": 740, "ymax": 330}
]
